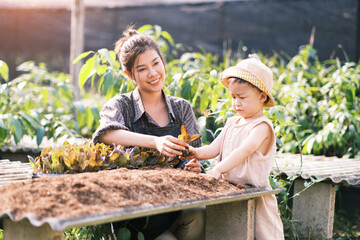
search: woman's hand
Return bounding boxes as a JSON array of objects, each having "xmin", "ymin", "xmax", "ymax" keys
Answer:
[
  {"xmin": 154, "ymin": 135, "xmax": 188, "ymax": 158},
  {"xmin": 184, "ymin": 158, "xmax": 202, "ymax": 173}
]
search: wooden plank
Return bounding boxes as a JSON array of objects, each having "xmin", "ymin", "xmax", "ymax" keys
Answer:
[
  {"xmin": 0, "ymin": 163, "xmax": 25, "ymax": 167},
  {"xmin": 0, "ymin": 169, "xmax": 32, "ymax": 174},
  {"xmin": 70, "ymin": 0, "xmax": 84, "ymax": 100},
  {"xmin": 0, "ymin": 174, "xmax": 32, "ymax": 180},
  {"xmin": 0, "ymin": 159, "xmax": 32, "ymax": 186}
]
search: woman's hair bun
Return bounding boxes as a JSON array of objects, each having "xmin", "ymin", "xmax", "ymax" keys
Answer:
[{"xmin": 123, "ymin": 25, "xmax": 138, "ymax": 38}]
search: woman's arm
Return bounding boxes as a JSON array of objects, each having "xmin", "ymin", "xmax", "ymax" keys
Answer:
[
  {"xmin": 100, "ymin": 129, "xmax": 188, "ymax": 158},
  {"xmin": 208, "ymin": 122, "xmax": 272, "ymax": 178}
]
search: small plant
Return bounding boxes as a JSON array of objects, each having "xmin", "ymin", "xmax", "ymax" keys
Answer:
[
  {"xmin": 177, "ymin": 125, "xmax": 202, "ymax": 156},
  {"xmin": 28, "ymin": 141, "xmax": 178, "ymax": 174}
]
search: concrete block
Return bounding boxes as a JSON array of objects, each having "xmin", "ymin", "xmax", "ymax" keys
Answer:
[
  {"xmin": 206, "ymin": 199, "xmax": 255, "ymax": 240},
  {"xmin": 292, "ymin": 179, "xmax": 336, "ymax": 239},
  {"xmin": 4, "ymin": 217, "xmax": 63, "ymax": 240}
]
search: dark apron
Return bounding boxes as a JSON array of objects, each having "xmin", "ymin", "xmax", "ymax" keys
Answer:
[{"xmin": 113, "ymin": 120, "xmax": 182, "ymax": 240}]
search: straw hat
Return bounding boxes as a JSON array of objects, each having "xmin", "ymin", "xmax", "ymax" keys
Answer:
[{"xmin": 220, "ymin": 56, "xmax": 275, "ymax": 107}]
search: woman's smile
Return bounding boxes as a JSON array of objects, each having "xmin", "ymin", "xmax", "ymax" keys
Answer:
[{"xmin": 148, "ymin": 78, "xmax": 160, "ymax": 85}]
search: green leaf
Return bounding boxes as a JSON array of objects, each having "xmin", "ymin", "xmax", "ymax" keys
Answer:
[
  {"xmin": 86, "ymin": 107, "xmax": 94, "ymax": 128},
  {"xmin": 200, "ymin": 90, "xmax": 208, "ymax": 112},
  {"xmin": 90, "ymin": 106, "xmax": 100, "ymax": 121},
  {"xmin": 102, "ymin": 69, "xmax": 114, "ymax": 95},
  {"xmin": 305, "ymin": 137, "xmax": 315, "ymax": 154},
  {"xmin": 79, "ymin": 58, "xmax": 96, "ymax": 87},
  {"xmin": 16, "ymin": 61, "xmax": 35, "ymax": 72},
  {"xmin": 36, "ymin": 126, "xmax": 45, "ymax": 146},
  {"xmin": 11, "ymin": 117, "xmax": 23, "ymax": 144},
  {"xmin": 0, "ymin": 60, "xmax": 9, "ymax": 82},
  {"xmin": 210, "ymin": 69, "xmax": 218, "ymax": 78},
  {"xmin": 137, "ymin": 232, "xmax": 145, "ymax": 240},
  {"xmin": 72, "ymin": 51, "xmax": 94, "ymax": 64},
  {"xmin": 98, "ymin": 48, "xmax": 116, "ymax": 68},
  {"xmin": 161, "ymin": 30, "xmax": 174, "ymax": 45},
  {"xmin": 73, "ymin": 101, "xmax": 86, "ymax": 113},
  {"xmin": 138, "ymin": 24, "xmax": 153, "ymax": 33},
  {"xmin": 117, "ymin": 227, "xmax": 131, "ymax": 240},
  {"xmin": 19, "ymin": 112, "xmax": 40, "ymax": 129},
  {"xmin": 0, "ymin": 119, "xmax": 8, "ymax": 130},
  {"xmin": 154, "ymin": 25, "xmax": 162, "ymax": 39}
]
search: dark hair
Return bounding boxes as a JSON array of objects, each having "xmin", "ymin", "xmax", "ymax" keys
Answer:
[
  {"xmin": 227, "ymin": 77, "xmax": 269, "ymax": 104},
  {"xmin": 114, "ymin": 25, "xmax": 163, "ymax": 77}
]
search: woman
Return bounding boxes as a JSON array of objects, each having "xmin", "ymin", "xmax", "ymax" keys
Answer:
[{"xmin": 92, "ymin": 26, "xmax": 204, "ymax": 240}]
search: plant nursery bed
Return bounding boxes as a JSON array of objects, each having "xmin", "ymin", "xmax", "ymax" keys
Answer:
[{"xmin": 0, "ymin": 167, "xmax": 244, "ymax": 222}]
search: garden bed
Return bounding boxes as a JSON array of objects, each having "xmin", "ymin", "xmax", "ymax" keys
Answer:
[{"xmin": 0, "ymin": 167, "xmax": 244, "ymax": 222}]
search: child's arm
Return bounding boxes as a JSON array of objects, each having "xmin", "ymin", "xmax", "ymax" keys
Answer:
[
  {"xmin": 184, "ymin": 117, "xmax": 238, "ymax": 160},
  {"xmin": 207, "ymin": 122, "xmax": 273, "ymax": 178},
  {"xmin": 183, "ymin": 129, "xmax": 225, "ymax": 160}
]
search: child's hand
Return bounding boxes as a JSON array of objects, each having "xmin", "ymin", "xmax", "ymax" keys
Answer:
[
  {"xmin": 180, "ymin": 146, "xmax": 197, "ymax": 159},
  {"xmin": 206, "ymin": 169, "xmax": 222, "ymax": 179},
  {"xmin": 184, "ymin": 158, "xmax": 202, "ymax": 173}
]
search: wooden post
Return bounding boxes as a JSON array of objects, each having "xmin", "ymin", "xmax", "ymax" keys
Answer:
[
  {"xmin": 206, "ymin": 199, "xmax": 255, "ymax": 240},
  {"xmin": 356, "ymin": 0, "xmax": 360, "ymax": 61},
  {"xmin": 70, "ymin": 0, "xmax": 84, "ymax": 100},
  {"xmin": 3, "ymin": 217, "xmax": 63, "ymax": 240},
  {"xmin": 292, "ymin": 179, "xmax": 336, "ymax": 239}
]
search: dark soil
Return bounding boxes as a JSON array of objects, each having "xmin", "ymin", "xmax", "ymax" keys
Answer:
[{"xmin": 0, "ymin": 167, "xmax": 244, "ymax": 221}]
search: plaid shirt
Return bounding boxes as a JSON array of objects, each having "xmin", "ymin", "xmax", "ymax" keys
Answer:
[{"xmin": 92, "ymin": 88, "xmax": 201, "ymax": 149}]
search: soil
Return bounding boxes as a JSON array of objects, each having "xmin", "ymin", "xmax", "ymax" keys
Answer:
[{"xmin": 0, "ymin": 167, "xmax": 244, "ymax": 222}]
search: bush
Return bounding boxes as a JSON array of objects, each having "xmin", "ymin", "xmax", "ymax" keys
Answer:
[
  {"xmin": 0, "ymin": 61, "xmax": 100, "ymax": 146},
  {"xmin": 267, "ymin": 45, "xmax": 360, "ymax": 158}
]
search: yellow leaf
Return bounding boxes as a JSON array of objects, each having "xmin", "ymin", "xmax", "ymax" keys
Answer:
[{"xmin": 178, "ymin": 125, "xmax": 201, "ymax": 143}]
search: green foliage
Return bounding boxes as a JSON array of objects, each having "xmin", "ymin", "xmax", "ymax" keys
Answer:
[
  {"xmin": 64, "ymin": 227, "xmax": 94, "ymax": 240},
  {"xmin": 0, "ymin": 60, "xmax": 9, "ymax": 82},
  {"xmin": 332, "ymin": 209, "xmax": 360, "ymax": 239},
  {"xmin": 0, "ymin": 61, "xmax": 100, "ymax": 146},
  {"xmin": 267, "ymin": 45, "xmax": 360, "ymax": 158}
]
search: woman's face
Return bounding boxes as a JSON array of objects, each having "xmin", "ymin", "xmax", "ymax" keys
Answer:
[{"xmin": 132, "ymin": 49, "xmax": 166, "ymax": 94}]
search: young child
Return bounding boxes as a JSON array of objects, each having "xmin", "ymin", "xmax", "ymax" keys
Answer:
[{"xmin": 186, "ymin": 56, "xmax": 284, "ymax": 239}]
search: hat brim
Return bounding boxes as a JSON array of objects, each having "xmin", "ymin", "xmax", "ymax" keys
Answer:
[{"xmin": 220, "ymin": 66, "xmax": 275, "ymax": 107}]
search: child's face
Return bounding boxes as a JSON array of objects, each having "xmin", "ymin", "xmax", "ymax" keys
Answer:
[
  {"xmin": 132, "ymin": 48, "xmax": 166, "ymax": 93},
  {"xmin": 229, "ymin": 82, "xmax": 267, "ymax": 119}
]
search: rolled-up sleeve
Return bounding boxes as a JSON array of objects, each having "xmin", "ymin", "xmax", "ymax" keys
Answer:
[{"xmin": 92, "ymin": 97, "xmax": 130, "ymax": 144}]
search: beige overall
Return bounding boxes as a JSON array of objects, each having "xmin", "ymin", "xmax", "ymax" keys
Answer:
[{"xmin": 219, "ymin": 116, "xmax": 284, "ymax": 240}]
